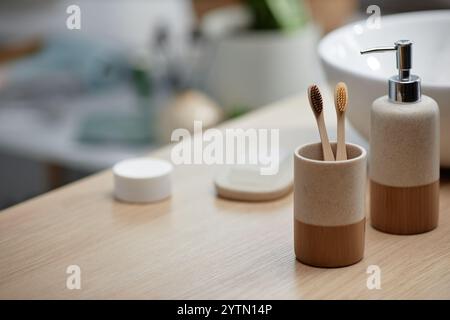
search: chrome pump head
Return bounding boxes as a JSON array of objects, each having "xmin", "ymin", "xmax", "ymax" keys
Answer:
[{"xmin": 361, "ymin": 40, "xmax": 421, "ymax": 103}]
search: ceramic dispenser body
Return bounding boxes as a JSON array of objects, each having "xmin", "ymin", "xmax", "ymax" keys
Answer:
[
  {"xmin": 361, "ymin": 40, "xmax": 440, "ymax": 234},
  {"xmin": 370, "ymin": 95, "xmax": 440, "ymax": 234}
]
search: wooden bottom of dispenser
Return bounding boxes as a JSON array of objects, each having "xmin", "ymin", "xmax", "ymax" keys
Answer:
[
  {"xmin": 370, "ymin": 180, "xmax": 439, "ymax": 235},
  {"xmin": 294, "ymin": 219, "xmax": 365, "ymax": 268}
]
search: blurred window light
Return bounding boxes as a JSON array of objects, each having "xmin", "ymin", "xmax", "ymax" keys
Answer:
[
  {"xmin": 366, "ymin": 56, "xmax": 381, "ymax": 71},
  {"xmin": 353, "ymin": 24, "xmax": 364, "ymax": 35}
]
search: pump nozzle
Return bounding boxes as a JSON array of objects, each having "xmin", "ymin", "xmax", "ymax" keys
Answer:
[
  {"xmin": 361, "ymin": 40, "xmax": 412, "ymax": 80},
  {"xmin": 360, "ymin": 40, "xmax": 420, "ymax": 103}
]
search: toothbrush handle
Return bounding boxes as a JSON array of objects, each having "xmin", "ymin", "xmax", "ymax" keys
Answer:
[
  {"xmin": 336, "ymin": 115, "xmax": 347, "ymax": 161},
  {"xmin": 317, "ymin": 114, "xmax": 335, "ymax": 161}
]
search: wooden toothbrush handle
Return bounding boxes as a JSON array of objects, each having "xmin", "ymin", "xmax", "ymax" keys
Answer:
[
  {"xmin": 317, "ymin": 114, "xmax": 335, "ymax": 161},
  {"xmin": 336, "ymin": 115, "xmax": 347, "ymax": 161}
]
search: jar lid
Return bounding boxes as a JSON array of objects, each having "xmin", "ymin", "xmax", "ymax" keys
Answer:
[{"xmin": 113, "ymin": 158, "xmax": 172, "ymax": 203}]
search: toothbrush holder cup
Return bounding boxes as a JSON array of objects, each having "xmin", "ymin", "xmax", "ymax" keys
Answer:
[{"xmin": 294, "ymin": 142, "xmax": 367, "ymax": 268}]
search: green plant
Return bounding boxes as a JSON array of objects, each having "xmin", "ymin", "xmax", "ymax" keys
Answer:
[{"xmin": 246, "ymin": 0, "xmax": 306, "ymax": 31}]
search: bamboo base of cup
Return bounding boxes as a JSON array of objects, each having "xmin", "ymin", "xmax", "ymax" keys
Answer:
[
  {"xmin": 370, "ymin": 180, "xmax": 439, "ymax": 235},
  {"xmin": 294, "ymin": 219, "xmax": 365, "ymax": 268}
]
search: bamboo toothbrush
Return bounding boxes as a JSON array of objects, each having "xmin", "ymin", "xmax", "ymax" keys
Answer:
[
  {"xmin": 308, "ymin": 85, "xmax": 335, "ymax": 161},
  {"xmin": 334, "ymin": 82, "xmax": 348, "ymax": 161}
]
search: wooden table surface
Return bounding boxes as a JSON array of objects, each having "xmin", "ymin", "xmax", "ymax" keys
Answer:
[{"xmin": 1, "ymin": 93, "xmax": 449, "ymax": 299}]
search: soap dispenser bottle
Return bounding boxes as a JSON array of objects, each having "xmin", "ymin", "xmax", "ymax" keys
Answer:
[{"xmin": 361, "ymin": 40, "xmax": 439, "ymax": 235}]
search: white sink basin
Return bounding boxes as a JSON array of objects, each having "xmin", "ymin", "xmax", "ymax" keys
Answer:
[{"xmin": 319, "ymin": 10, "xmax": 450, "ymax": 166}]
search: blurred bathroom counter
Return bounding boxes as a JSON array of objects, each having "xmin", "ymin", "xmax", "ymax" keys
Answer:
[
  {"xmin": 0, "ymin": 86, "xmax": 156, "ymax": 172},
  {"xmin": 0, "ymin": 91, "xmax": 449, "ymax": 299}
]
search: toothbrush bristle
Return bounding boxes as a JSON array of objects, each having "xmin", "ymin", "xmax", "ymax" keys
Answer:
[
  {"xmin": 308, "ymin": 85, "xmax": 323, "ymax": 116},
  {"xmin": 335, "ymin": 82, "xmax": 348, "ymax": 113}
]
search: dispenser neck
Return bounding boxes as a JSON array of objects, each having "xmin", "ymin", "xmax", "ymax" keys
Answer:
[{"xmin": 388, "ymin": 75, "xmax": 421, "ymax": 103}]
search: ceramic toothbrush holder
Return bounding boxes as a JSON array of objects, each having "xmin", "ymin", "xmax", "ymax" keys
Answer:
[{"xmin": 294, "ymin": 142, "xmax": 367, "ymax": 268}]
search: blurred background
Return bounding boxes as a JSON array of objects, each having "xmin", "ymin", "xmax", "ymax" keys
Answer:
[{"xmin": 1, "ymin": 0, "xmax": 449, "ymax": 209}]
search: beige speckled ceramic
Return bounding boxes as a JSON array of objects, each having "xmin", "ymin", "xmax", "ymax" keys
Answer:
[
  {"xmin": 294, "ymin": 142, "xmax": 367, "ymax": 268},
  {"xmin": 294, "ymin": 142, "xmax": 367, "ymax": 226},
  {"xmin": 369, "ymin": 95, "xmax": 440, "ymax": 235},
  {"xmin": 370, "ymin": 95, "xmax": 440, "ymax": 188}
]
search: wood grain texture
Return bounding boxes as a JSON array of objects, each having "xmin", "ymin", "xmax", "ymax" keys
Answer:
[
  {"xmin": 334, "ymin": 82, "xmax": 348, "ymax": 161},
  {"xmin": 294, "ymin": 219, "xmax": 365, "ymax": 268},
  {"xmin": 335, "ymin": 114, "xmax": 347, "ymax": 161},
  {"xmin": 316, "ymin": 113, "xmax": 335, "ymax": 161},
  {"xmin": 0, "ymin": 93, "xmax": 450, "ymax": 299},
  {"xmin": 370, "ymin": 180, "xmax": 439, "ymax": 235}
]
